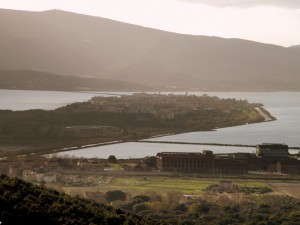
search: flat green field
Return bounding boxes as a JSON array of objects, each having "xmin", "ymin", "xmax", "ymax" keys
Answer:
[
  {"xmin": 105, "ymin": 177, "xmax": 212, "ymax": 194},
  {"xmin": 62, "ymin": 176, "xmax": 275, "ymax": 197}
]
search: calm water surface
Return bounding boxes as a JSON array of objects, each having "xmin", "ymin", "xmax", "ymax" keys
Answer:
[
  {"xmin": 0, "ymin": 89, "xmax": 121, "ymax": 110},
  {"xmin": 55, "ymin": 142, "xmax": 254, "ymax": 159},
  {"xmin": 149, "ymin": 92, "xmax": 300, "ymax": 147}
]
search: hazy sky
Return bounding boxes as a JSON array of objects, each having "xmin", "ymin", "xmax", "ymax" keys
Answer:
[{"xmin": 0, "ymin": 0, "xmax": 299, "ymax": 47}]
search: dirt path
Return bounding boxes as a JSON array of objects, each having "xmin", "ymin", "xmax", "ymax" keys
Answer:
[{"xmin": 268, "ymin": 182, "xmax": 300, "ymax": 198}]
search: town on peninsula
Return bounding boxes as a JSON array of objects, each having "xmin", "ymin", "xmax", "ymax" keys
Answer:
[{"xmin": 0, "ymin": 93, "xmax": 273, "ymax": 156}]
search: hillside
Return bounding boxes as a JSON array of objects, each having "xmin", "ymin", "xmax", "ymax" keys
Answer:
[
  {"xmin": 0, "ymin": 69, "xmax": 155, "ymax": 91},
  {"xmin": 1, "ymin": 173, "xmax": 300, "ymax": 225},
  {"xmin": 0, "ymin": 9, "xmax": 300, "ymax": 91},
  {"xmin": 0, "ymin": 175, "xmax": 157, "ymax": 225},
  {"xmin": 290, "ymin": 45, "xmax": 300, "ymax": 49}
]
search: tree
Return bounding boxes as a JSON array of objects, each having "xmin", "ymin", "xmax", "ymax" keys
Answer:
[
  {"xmin": 144, "ymin": 157, "xmax": 157, "ymax": 168},
  {"xmin": 108, "ymin": 155, "xmax": 117, "ymax": 163},
  {"xmin": 104, "ymin": 190, "xmax": 126, "ymax": 202}
]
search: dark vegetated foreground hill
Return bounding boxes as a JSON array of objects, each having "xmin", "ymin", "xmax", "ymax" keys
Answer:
[
  {"xmin": 0, "ymin": 9, "xmax": 300, "ymax": 91},
  {"xmin": 1, "ymin": 176, "xmax": 300, "ymax": 225},
  {"xmin": 0, "ymin": 175, "xmax": 158, "ymax": 225}
]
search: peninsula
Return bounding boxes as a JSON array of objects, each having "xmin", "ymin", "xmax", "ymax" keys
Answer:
[{"xmin": 0, "ymin": 93, "xmax": 274, "ymax": 156}]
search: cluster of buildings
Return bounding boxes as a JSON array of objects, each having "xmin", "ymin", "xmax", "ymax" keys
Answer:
[
  {"xmin": 0, "ymin": 157, "xmax": 105, "ymax": 184},
  {"xmin": 88, "ymin": 93, "xmax": 252, "ymax": 119},
  {"xmin": 156, "ymin": 144, "xmax": 300, "ymax": 175},
  {"xmin": 62, "ymin": 125, "xmax": 122, "ymax": 137},
  {"xmin": 0, "ymin": 143, "xmax": 299, "ymax": 185}
]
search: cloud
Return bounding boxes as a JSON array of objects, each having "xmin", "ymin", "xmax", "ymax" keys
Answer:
[{"xmin": 178, "ymin": 0, "xmax": 300, "ymax": 8}]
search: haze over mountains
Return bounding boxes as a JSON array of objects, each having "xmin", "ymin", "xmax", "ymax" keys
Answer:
[
  {"xmin": 0, "ymin": 9, "xmax": 300, "ymax": 91},
  {"xmin": 0, "ymin": 69, "xmax": 153, "ymax": 91},
  {"xmin": 290, "ymin": 45, "xmax": 300, "ymax": 49}
]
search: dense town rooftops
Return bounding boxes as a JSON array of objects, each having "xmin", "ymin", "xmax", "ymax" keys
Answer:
[{"xmin": 65, "ymin": 125, "xmax": 116, "ymax": 129}]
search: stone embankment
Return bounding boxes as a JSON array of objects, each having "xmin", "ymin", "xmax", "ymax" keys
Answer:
[{"xmin": 255, "ymin": 107, "xmax": 274, "ymax": 122}]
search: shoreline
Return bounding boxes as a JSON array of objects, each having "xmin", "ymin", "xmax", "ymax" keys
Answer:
[
  {"xmin": 44, "ymin": 112, "xmax": 287, "ymax": 157},
  {"xmin": 136, "ymin": 140, "xmax": 300, "ymax": 150}
]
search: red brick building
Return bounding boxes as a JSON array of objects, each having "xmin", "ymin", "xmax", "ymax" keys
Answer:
[
  {"xmin": 156, "ymin": 151, "xmax": 214, "ymax": 173},
  {"xmin": 156, "ymin": 144, "xmax": 300, "ymax": 175}
]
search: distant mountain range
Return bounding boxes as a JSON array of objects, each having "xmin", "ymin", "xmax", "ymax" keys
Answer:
[
  {"xmin": 0, "ymin": 69, "xmax": 155, "ymax": 91},
  {"xmin": 0, "ymin": 9, "xmax": 300, "ymax": 91},
  {"xmin": 290, "ymin": 45, "xmax": 300, "ymax": 49}
]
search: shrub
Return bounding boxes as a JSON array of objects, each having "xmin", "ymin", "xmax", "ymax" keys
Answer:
[
  {"xmin": 104, "ymin": 190, "xmax": 126, "ymax": 202},
  {"xmin": 107, "ymin": 155, "xmax": 117, "ymax": 163},
  {"xmin": 133, "ymin": 203, "xmax": 148, "ymax": 213},
  {"xmin": 133, "ymin": 195, "xmax": 151, "ymax": 202}
]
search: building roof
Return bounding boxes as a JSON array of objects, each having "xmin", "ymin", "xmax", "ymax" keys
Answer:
[{"xmin": 157, "ymin": 151, "xmax": 213, "ymax": 159}]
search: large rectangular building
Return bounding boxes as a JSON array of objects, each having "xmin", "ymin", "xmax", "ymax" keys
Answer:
[
  {"xmin": 156, "ymin": 151, "xmax": 214, "ymax": 173},
  {"xmin": 156, "ymin": 144, "xmax": 300, "ymax": 175}
]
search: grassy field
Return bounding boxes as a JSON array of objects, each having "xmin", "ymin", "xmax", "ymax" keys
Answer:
[
  {"xmin": 62, "ymin": 176, "xmax": 277, "ymax": 197},
  {"xmin": 105, "ymin": 177, "xmax": 212, "ymax": 194}
]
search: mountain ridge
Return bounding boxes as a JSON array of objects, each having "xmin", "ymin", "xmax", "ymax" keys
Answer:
[
  {"xmin": 0, "ymin": 68, "xmax": 155, "ymax": 91},
  {"xmin": 290, "ymin": 45, "xmax": 300, "ymax": 49},
  {"xmin": 0, "ymin": 9, "xmax": 300, "ymax": 91}
]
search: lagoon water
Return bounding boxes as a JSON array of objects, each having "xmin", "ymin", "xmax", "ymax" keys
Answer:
[
  {"xmin": 0, "ymin": 89, "xmax": 122, "ymax": 111},
  {"xmin": 1, "ymin": 89, "xmax": 299, "ymax": 158},
  {"xmin": 55, "ymin": 142, "xmax": 255, "ymax": 159},
  {"xmin": 149, "ymin": 92, "xmax": 300, "ymax": 147}
]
